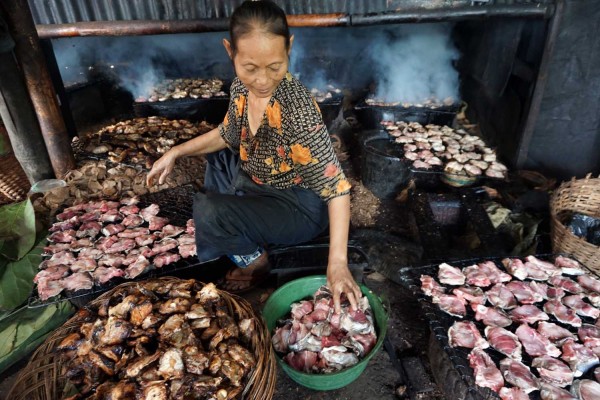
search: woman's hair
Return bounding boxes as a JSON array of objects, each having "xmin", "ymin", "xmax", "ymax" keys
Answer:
[{"xmin": 229, "ymin": 0, "xmax": 290, "ymax": 53}]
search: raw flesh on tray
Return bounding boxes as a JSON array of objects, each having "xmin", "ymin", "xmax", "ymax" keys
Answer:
[
  {"xmin": 578, "ymin": 274, "xmax": 600, "ymax": 294},
  {"xmin": 472, "ymin": 304, "xmax": 512, "ymax": 328},
  {"xmin": 532, "ymin": 356, "xmax": 574, "ymax": 388},
  {"xmin": 509, "ymin": 305, "xmax": 549, "ymax": 324},
  {"xmin": 420, "ymin": 275, "xmax": 446, "ymax": 297},
  {"xmin": 438, "ymin": 263, "xmax": 466, "ymax": 285},
  {"xmin": 485, "ymin": 326, "xmax": 522, "ymax": 360},
  {"xmin": 555, "ymin": 256, "xmax": 585, "ymax": 276},
  {"xmin": 525, "ymin": 256, "xmax": 561, "ymax": 277},
  {"xmin": 486, "ymin": 283, "xmax": 518, "ymax": 310},
  {"xmin": 515, "ymin": 324, "xmax": 561, "ymax": 358},
  {"xmin": 432, "ymin": 294, "xmax": 466, "ymax": 317},
  {"xmin": 467, "ymin": 348, "xmax": 504, "ymax": 393},
  {"xmin": 539, "ymin": 382, "xmax": 577, "ymax": 400},
  {"xmin": 549, "ymin": 276, "xmax": 584, "ymax": 294},
  {"xmin": 570, "ymin": 379, "xmax": 600, "ymax": 400},
  {"xmin": 477, "ymin": 261, "xmax": 512, "ymax": 284},
  {"xmin": 448, "ymin": 321, "xmax": 489, "ymax": 349},
  {"xmin": 502, "ymin": 258, "xmax": 528, "ymax": 280},
  {"xmin": 452, "ymin": 286, "xmax": 486, "ymax": 305},
  {"xmin": 499, "ymin": 358, "xmax": 540, "ymax": 393},
  {"xmin": 537, "ymin": 322, "xmax": 576, "ymax": 344},
  {"xmin": 543, "ymin": 300, "xmax": 582, "ymax": 328},
  {"xmin": 560, "ymin": 338, "xmax": 599, "ymax": 377},
  {"xmin": 505, "ymin": 281, "xmax": 544, "ymax": 304},
  {"xmin": 463, "ymin": 265, "xmax": 491, "ymax": 287},
  {"xmin": 562, "ymin": 294, "xmax": 600, "ymax": 319},
  {"xmin": 498, "ymin": 387, "xmax": 529, "ymax": 400}
]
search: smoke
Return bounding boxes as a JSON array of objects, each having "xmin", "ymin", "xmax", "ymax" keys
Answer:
[
  {"xmin": 368, "ymin": 24, "xmax": 460, "ymax": 103},
  {"xmin": 51, "ymin": 33, "xmax": 232, "ymax": 98}
]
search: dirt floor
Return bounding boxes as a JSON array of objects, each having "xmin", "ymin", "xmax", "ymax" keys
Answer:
[{"xmin": 0, "ymin": 108, "xmax": 554, "ymax": 399}]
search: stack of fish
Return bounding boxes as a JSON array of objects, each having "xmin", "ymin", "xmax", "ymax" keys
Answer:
[
  {"xmin": 135, "ymin": 78, "xmax": 227, "ymax": 102},
  {"xmin": 56, "ymin": 281, "xmax": 256, "ymax": 399},
  {"xmin": 310, "ymin": 84, "xmax": 342, "ymax": 103},
  {"xmin": 365, "ymin": 96, "xmax": 455, "ymax": 109},
  {"xmin": 421, "ymin": 255, "xmax": 600, "ymax": 400},
  {"xmin": 35, "ymin": 197, "xmax": 197, "ymax": 301},
  {"xmin": 272, "ymin": 286, "xmax": 377, "ymax": 373},
  {"xmin": 82, "ymin": 117, "xmax": 214, "ymax": 168},
  {"xmin": 381, "ymin": 121, "xmax": 507, "ymax": 178}
]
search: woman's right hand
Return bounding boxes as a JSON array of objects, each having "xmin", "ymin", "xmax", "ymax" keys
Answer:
[{"xmin": 146, "ymin": 148, "xmax": 179, "ymax": 187}]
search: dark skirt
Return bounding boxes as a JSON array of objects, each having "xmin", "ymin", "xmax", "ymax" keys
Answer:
[{"xmin": 193, "ymin": 149, "xmax": 329, "ymax": 263}]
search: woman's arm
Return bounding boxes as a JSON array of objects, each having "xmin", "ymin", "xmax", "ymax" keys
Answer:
[
  {"xmin": 326, "ymin": 193, "xmax": 362, "ymax": 313},
  {"xmin": 146, "ymin": 127, "xmax": 227, "ymax": 186}
]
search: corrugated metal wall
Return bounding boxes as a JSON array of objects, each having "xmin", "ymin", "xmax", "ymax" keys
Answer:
[{"xmin": 28, "ymin": 0, "xmax": 554, "ymax": 24}]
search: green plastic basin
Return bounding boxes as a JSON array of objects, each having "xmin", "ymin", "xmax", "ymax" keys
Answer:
[{"xmin": 262, "ymin": 275, "xmax": 388, "ymax": 391}]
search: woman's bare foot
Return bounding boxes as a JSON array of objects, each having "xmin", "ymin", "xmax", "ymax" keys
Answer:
[{"xmin": 222, "ymin": 252, "xmax": 270, "ymax": 292}]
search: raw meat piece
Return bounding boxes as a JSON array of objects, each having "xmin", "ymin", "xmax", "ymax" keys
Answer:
[
  {"xmin": 97, "ymin": 200, "xmax": 120, "ymax": 212},
  {"xmin": 533, "ymin": 357, "xmax": 574, "ymax": 388},
  {"xmin": 516, "ymin": 324, "xmax": 561, "ymax": 358},
  {"xmin": 106, "ymin": 238, "xmax": 136, "ymax": 254},
  {"xmin": 151, "ymin": 238, "xmax": 178, "ymax": 255},
  {"xmin": 549, "ymin": 276, "xmax": 583, "ymax": 294},
  {"xmin": 49, "ymin": 216, "xmax": 80, "ymax": 232},
  {"xmin": 56, "ymin": 209, "xmax": 81, "ymax": 221},
  {"xmin": 570, "ymin": 380, "xmax": 600, "ymax": 400},
  {"xmin": 102, "ymin": 223, "xmax": 125, "ymax": 236},
  {"xmin": 289, "ymin": 333, "xmax": 322, "ymax": 353},
  {"xmin": 412, "ymin": 160, "xmax": 431, "ymax": 169},
  {"xmin": 438, "ymin": 263, "xmax": 465, "ymax": 285},
  {"xmin": 510, "ymin": 305, "xmax": 550, "ymax": 324},
  {"xmin": 431, "ymin": 294, "xmax": 466, "ymax": 317},
  {"xmin": 283, "ymin": 351, "xmax": 318, "ymax": 373},
  {"xmin": 502, "ymin": 258, "xmax": 528, "ymax": 280},
  {"xmin": 34, "ymin": 265, "xmax": 69, "ymax": 283},
  {"xmin": 485, "ymin": 326, "xmax": 522, "ymax": 359},
  {"xmin": 548, "ymin": 286, "xmax": 566, "ymax": 300},
  {"xmin": 36, "ymin": 278, "xmax": 64, "ymax": 300},
  {"xmin": 49, "ymin": 229, "xmax": 77, "ymax": 243},
  {"xmin": 148, "ymin": 216, "xmax": 170, "ymax": 231},
  {"xmin": 498, "ymin": 387, "xmax": 529, "ymax": 400},
  {"xmin": 61, "ymin": 272, "xmax": 94, "ymax": 292},
  {"xmin": 135, "ymin": 233, "xmax": 159, "ymax": 247},
  {"xmin": 179, "ymin": 244, "xmax": 197, "ymax": 258},
  {"xmin": 69, "ymin": 238, "xmax": 93, "ymax": 252},
  {"xmin": 473, "ymin": 305, "xmax": 512, "ymax": 327},
  {"xmin": 578, "ymin": 274, "xmax": 600, "ymax": 294},
  {"xmin": 523, "ymin": 261, "xmax": 552, "ymax": 281},
  {"xmin": 562, "ymin": 294, "xmax": 600, "ymax": 319},
  {"xmin": 539, "ymin": 382, "xmax": 577, "ymax": 399},
  {"xmin": 79, "ymin": 210, "xmax": 101, "ymax": 222},
  {"xmin": 78, "ymin": 247, "xmax": 103, "ymax": 259},
  {"xmin": 478, "ymin": 261, "xmax": 512, "ymax": 284},
  {"xmin": 161, "ymin": 224, "xmax": 185, "ymax": 239},
  {"xmin": 463, "ymin": 265, "xmax": 491, "ymax": 287},
  {"xmin": 320, "ymin": 346, "xmax": 359, "ymax": 371},
  {"xmin": 117, "ymin": 227, "xmax": 151, "ymax": 239},
  {"xmin": 98, "ymin": 254, "xmax": 125, "ymax": 268},
  {"xmin": 561, "ymin": 338, "xmax": 599, "ymax": 377},
  {"xmin": 99, "ymin": 208, "xmax": 122, "ymax": 223},
  {"xmin": 70, "ymin": 257, "xmax": 97, "ymax": 273},
  {"xmin": 177, "ymin": 234, "xmax": 195, "ymax": 246},
  {"xmin": 448, "ymin": 321, "xmax": 489, "ymax": 349},
  {"xmin": 578, "ymin": 324, "xmax": 600, "ymax": 348},
  {"xmin": 140, "ymin": 204, "xmax": 160, "ymax": 221},
  {"xmin": 499, "ymin": 358, "xmax": 540, "ymax": 393},
  {"xmin": 186, "ymin": 219, "xmax": 195, "ymax": 235},
  {"xmin": 119, "ymin": 205, "xmax": 140, "ymax": 216},
  {"xmin": 486, "ymin": 283, "xmax": 518, "ymax": 309},
  {"xmin": 41, "ymin": 244, "xmax": 72, "ymax": 256},
  {"xmin": 124, "ymin": 255, "xmax": 150, "ymax": 279},
  {"xmin": 543, "ymin": 299, "xmax": 582, "ymax": 327},
  {"xmin": 452, "ymin": 286, "xmax": 486, "ymax": 305},
  {"xmin": 121, "ymin": 214, "xmax": 144, "ymax": 228},
  {"xmin": 120, "ymin": 196, "xmax": 139, "ymax": 206},
  {"xmin": 95, "ymin": 236, "xmax": 119, "ymax": 252},
  {"xmin": 44, "ymin": 251, "xmax": 76, "ymax": 268},
  {"xmin": 420, "ymin": 275, "xmax": 445, "ymax": 297},
  {"xmin": 529, "ymin": 281, "xmax": 549, "ymax": 300},
  {"xmin": 555, "ymin": 256, "xmax": 585, "ymax": 276},
  {"xmin": 76, "ymin": 222, "xmax": 102, "ymax": 238},
  {"xmin": 153, "ymin": 252, "xmax": 181, "ymax": 268},
  {"xmin": 505, "ymin": 281, "xmax": 544, "ymax": 304},
  {"xmin": 537, "ymin": 322, "xmax": 576, "ymax": 344},
  {"xmin": 525, "ymin": 255, "xmax": 561, "ymax": 276},
  {"xmin": 467, "ymin": 348, "xmax": 504, "ymax": 393}
]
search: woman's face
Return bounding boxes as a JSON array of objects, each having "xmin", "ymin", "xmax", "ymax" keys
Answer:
[{"xmin": 224, "ymin": 31, "xmax": 292, "ymax": 99}]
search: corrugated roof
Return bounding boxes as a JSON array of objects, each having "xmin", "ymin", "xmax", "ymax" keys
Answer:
[{"xmin": 28, "ymin": 0, "xmax": 555, "ymax": 24}]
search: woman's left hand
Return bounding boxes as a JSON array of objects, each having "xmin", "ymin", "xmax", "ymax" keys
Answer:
[{"xmin": 327, "ymin": 260, "xmax": 362, "ymax": 314}]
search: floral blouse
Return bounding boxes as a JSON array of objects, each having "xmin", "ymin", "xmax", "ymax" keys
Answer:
[{"xmin": 218, "ymin": 73, "xmax": 351, "ymax": 202}]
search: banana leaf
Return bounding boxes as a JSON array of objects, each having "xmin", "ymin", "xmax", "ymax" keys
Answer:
[{"xmin": 0, "ymin": 199, "xmax": 36, "ymax": 260}]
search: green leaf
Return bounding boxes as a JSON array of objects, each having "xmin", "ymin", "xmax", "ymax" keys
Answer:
[
  {"xmin": 0, "ymin": 234, "xmax": 46, "ymax": 311},
  {"xmin": 0, "ymin": 302, "xmax": 74, "ymax": 375},
  {"xmin": 0, "ymin": 199, "xmax": 36, "ymax": 260}
]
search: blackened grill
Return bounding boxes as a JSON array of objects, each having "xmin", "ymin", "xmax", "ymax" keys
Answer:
[
  {"xmin": 355, "ymin": 100, "xmax": 461, "ymax": 130},
  {"xmin": 397, "ymin": 254, "xmax": 600, "ymax": 400}
]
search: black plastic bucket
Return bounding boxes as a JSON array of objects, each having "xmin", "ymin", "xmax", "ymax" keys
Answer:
[{"xmin": 360, "ymin": 132, "xmax": 410, "ymax": 199}]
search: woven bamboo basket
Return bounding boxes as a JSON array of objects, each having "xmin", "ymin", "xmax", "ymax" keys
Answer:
[
  {"xmin": 550, "ymin": 173, "xmax": 600, "ymax": 272},
  {"xmin": 0, "ymin": 152, "xmax": 30, "ymax": 205},
  {"xmin": 7, "ymin": 277, "xmax": 277, "ymax": 400}
]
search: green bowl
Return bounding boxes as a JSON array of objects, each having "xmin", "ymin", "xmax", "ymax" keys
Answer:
[{"xmin": 262, "ymin": 275, "xmax": 388, "ymax": 390}]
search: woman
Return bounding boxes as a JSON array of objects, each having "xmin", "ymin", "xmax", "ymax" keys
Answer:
[{"xmin": 147, "ymin": 0, "xmax": 360, "ymax": 312}]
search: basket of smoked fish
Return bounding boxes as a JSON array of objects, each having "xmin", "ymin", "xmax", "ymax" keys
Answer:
[
  {"xmin": 398, "ymin": 254, "xmax": 600, "ymax": 400},
  {"xmin": 8, "ymin": 277, "xmax": 277, "ymax": 400},
  {"xmin": 551, "ymin": 174, "xmax": 600, "ymax": 273}
]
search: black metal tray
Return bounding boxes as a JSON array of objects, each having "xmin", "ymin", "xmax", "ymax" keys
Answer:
[
  {"xmin": 397, "ymin": 254, "xmax": 600, "ymax": 400},
  {"xmin": 354, "ymin": 100, "xmax": 461, "ymax": 130},
  {"xmin": 133, "ymin": 96, "xmax": 230, "ymax": 124}
]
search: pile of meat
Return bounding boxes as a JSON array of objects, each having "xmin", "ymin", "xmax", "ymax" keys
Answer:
[
  {"xmin": 310, "ymin": 84, "xmax": 342, "ymax": 103},
  {"xmin": 135, "ymin": 78, "xmax": 227, "ymax": 102},
  {"xmin": 272, "ymin": 286, "xmax": 377, "ymax": 373},
  {"xmin": 365, "ymin": 96, "xmax": 455, "ymax": 109},
  {"xmin": 381, "ymin": 121, "xmax": 507, "ymax": 178},
  {"xmin": 34, "ymin": 159, "xmax": 205, "ymax": 216},
  {"xmin": 82, "ymin": 117, "xmax": 214, "ymax": 168},
  {"xmin": 420, "ymin": 255, "xmax": 600, "ymax": 400},
  {"xmin": 56, "ymin": 280, "xmax": 256, "ymax": 399},
  {"xmin": 35, "ymin": 197, "xmax": 197, "ymax": 301}
]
